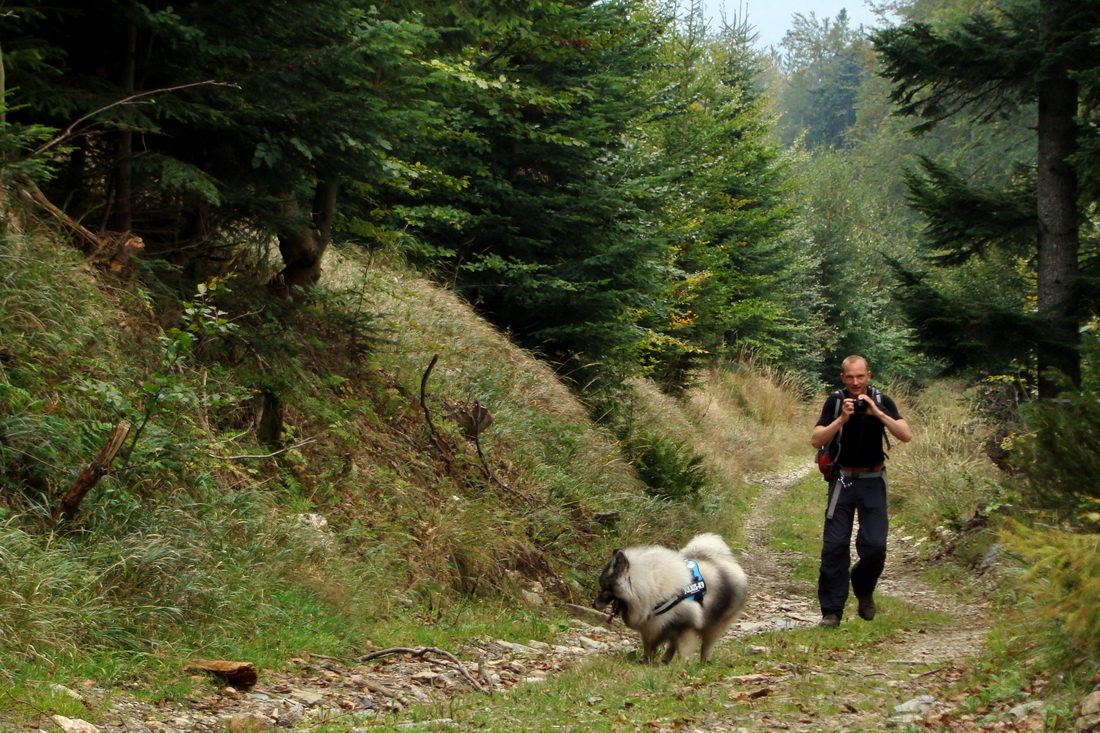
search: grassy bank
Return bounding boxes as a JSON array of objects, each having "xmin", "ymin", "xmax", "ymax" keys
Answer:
[
  {"xmin": 0, "ymin": 227, "xmax": 805, "ymax": 723},
  {"xmin": 3, "ymin": 224, "xmax": 1092, "ymax": 731}
]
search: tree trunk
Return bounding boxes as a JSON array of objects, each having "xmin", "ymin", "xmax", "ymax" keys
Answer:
[
  {"xmin": 272, "ymin": 178, "xmax": 337, "ymax": 298},
  {"xmin": 111, "ymin": 21, "xmax": 138, "ymax": 233},
  {"xmin": 273, "ymin": 191, "xmax": 325, "ymax": 297},
  {"xmin": 312, "ymin": 176, "xmax": 338, "ymax": 244},
  {"xmin": 1035, "ymin": 0, "xmax": 1081, "ymax": 397}
]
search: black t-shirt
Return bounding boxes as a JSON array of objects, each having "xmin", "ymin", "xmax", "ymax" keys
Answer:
[{"xmin": 816, "ymin": 388, "xmax": 902, "ymax": 469}]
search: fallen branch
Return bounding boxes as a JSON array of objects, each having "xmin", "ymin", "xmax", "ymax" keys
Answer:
[
  {"xmin": 209, "ymin": 437, "xmax": 318, "ymax": 461},
  {"xmin": 52, "ymin": 420, "xmax": 131, "ymax": 524},
  {"xmin": 473, "ymin": 429, "xmax": 540, "ymax": 507},
  {"xmin": 18, "ymin": 181, "xmax": 108, "ymax": 254},
  {"xmin": 358, "ymin": 647, "xmax": 489, "ymax": 695},
  {"xmin": 915, "ymin": 666, "xmax": 949, "ymax": 678}
]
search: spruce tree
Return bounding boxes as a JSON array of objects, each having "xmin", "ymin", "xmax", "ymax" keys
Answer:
[{"xmin": 874, "ymin": 0, "xmax": 1100, "ymax": 395}]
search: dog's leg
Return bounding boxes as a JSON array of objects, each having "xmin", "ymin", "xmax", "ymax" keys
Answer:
[
  {"xmin": 661, "ymin": 631, "xmax": 697, "ymax": 663},
  {"xmin": 699, "ymin": 617, "xmax": 738, "ymax": 663},
  {"xmin": 699, "ymin": 629, "xmax": 721, "ymax": 663},
  {"xmin": 641, "ymin": 635, "xmax": 659, "ymax": 664}
]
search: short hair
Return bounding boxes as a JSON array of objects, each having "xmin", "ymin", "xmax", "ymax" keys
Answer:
[{"xmin": 841, "ymin": 354, "xmax": 869, "ymax": 371}]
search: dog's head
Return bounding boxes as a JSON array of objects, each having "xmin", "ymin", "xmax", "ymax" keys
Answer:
[{"xmin": 593, "ymin": 549, "xmax": 629, "ymax": 615}]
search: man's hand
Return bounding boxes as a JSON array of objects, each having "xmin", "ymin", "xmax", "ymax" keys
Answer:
[
  {"xmin": 853, "ymin": 394, "xmax": 877, "ymax": 416},
  {"xmin": 853, "ymin": 394, "xmax": 912, "ymax": 443}
]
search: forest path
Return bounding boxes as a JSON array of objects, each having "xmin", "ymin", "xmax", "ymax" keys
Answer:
[
  {"xmin": 690, "ymin": 464, "xmax": 1000, "ymax": 732},
  {"xmin": 24, "ymin": 467, "xmax": 1007, "ymax": 733}
]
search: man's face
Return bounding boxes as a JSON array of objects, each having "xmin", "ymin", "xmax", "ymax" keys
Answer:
[{"xmin": 841, "ymin": 360, "xmax": 870, "ymax": 396}]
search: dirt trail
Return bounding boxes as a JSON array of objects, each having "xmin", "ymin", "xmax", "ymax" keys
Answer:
[
  {"xmin": 738, "ymin": 464, "xmax": 990, "ymax": 647},
  {"xmin": 703, "ymin": 464, "xmax": 995, "ymax": 731},
  {"xmin": 15, "ymin": 467, "xmax": 1000, "ymax": 732}
]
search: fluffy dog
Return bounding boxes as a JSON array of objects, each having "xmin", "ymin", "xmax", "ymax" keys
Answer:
[{"xmin": 593, "ymin": 533, "xmax": 748, "ymax": 663}]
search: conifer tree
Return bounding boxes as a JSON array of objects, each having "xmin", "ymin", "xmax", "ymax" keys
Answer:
[
  {"xmin": 391, "ymin": 0, "xmax": 665, "ymax": 380},
  {"xmin": 874, "ymin": 0, "xmax": 1100, "ymax": 395},
  {"xmin": 625, "ymin": 5, "xmax": 814, "ymax": 388}
]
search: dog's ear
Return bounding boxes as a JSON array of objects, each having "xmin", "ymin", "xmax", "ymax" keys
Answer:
[{"xmin": 612, "ymin": 549, "xmax": 629, "ymax": 574}]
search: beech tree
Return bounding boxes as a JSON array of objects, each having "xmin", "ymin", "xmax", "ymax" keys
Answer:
[{"xmin": 874, "ymin": 0, "xmax": 1100, "ymax": 395}]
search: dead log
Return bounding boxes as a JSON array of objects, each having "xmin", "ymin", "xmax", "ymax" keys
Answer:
[
  {"xmin": 52, "ymin": 420, "xmax": 131, "ymax": 524},
  {"xmin": 17, "ymin": 181, "xmax": 108, "ymax": 255},
  {"xmin": 186, "ymin": 660, "xmax": 258, "ymax": 689}
]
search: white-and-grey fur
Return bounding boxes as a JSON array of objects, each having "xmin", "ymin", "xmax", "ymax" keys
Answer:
[{"xmin": 593, "ymin": 533, "xmax": 748, "ymax": 663}]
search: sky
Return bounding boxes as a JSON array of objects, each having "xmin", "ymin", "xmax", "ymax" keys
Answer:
[{"xmin": 702, "ymin": 0, "xmax": 886, "ymax": 50}]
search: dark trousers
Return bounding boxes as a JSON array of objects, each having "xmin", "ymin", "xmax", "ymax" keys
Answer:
[{"xmin": 817, "ymin": 473, "xmax": 888, "ymax": 616}]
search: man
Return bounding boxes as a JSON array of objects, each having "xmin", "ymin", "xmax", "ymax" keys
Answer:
[{"xmin": 811, "ymin": 355, "xmax": 911, "ymax": 628}]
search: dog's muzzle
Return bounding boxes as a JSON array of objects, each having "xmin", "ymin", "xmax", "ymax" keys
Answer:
[{"xmin": 593, "ymin": 592, "xmax": 621, "ymax": 622}]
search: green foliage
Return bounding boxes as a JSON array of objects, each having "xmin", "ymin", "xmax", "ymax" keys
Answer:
[
  {"xmin": 1012, "ymin": 358, "xmax": 1100, "ymax": 519},
  {"xmin": 786, "ymin": 147, "xmax": 932, "ymax": 384},
  {"xmin": 1003, "ymin": 521, "xmax": 1100, "ymax": 672},
  {"xmin": 625, "ymin": 432, "xmax": 710, "ymax": 503},
  {"xmin": 890, "ymin": 256, "xmax": 1036, "ymax": 379},
  {"xmin": 621, "ymin": 9, "xmax": 818, "ymax": 387},
  {"xmin": 391, "ymin": 0, "xmax": 669, "ymax": 380},
  {"xmin": 776, "ymin": 10, "xmax": 873, "ymax": 148},
  {"xmin": 874, "ymin": 0, "xmax": 1100, "ymax": 393},
  {"xmin": 902, "ymin": 156, "xmax": 1035, "ymax": 265}
]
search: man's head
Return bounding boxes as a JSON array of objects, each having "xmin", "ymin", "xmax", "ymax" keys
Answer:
[{"xmin": 840, "ymin": 355, "xmax": 870, "ymax": 396}]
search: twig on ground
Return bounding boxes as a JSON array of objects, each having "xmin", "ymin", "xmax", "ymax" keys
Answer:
[
  {"xmin": 210, "ymin": 437, "xmax": 318, "ymax": 461},
  {"xmin": 915, "ymin": 666, "xmax": 948, "ymax": 678},
  {"xmin": 358, "ymin": 647, "xmax": 489, "ymax": 695}
]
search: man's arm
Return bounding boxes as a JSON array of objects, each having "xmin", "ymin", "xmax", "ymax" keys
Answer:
[
  {"xmin": 858, "ymin": 394, "xmax": 912, "ymax": 443},
  {"xmin": 811, "ymin": 398, "xmax": 853, "ymax": 449},
  {"xmin": 880, "ymin": 414, "xmax": 912, "ymax": 443}
]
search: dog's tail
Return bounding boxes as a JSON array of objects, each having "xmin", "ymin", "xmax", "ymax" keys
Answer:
[{"xmin": 681, "ymin": 532, "xmax": 733, "ymax": 561}]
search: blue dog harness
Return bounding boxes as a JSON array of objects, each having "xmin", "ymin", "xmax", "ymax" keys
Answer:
[{"xmin": 652, "ymin": 559, "xmax": 707, "ymax": 615}]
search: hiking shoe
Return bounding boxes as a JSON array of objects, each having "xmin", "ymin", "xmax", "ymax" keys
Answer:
[
  {"xmin": 857, "ymin": 595, "xmax": 876, "ymax": 621},
  {"xmin": 819, "ymin": 613, "xmax": 841, "ymax": 628}
]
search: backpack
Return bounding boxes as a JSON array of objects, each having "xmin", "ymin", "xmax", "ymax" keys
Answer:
[{"xmin": 815, "ymin": 387, "xmax": 888, "ymax": 481}]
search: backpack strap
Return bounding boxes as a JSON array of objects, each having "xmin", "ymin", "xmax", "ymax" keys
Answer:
[
  {"xmin": 868, "ymin": 386, "xmax": 892, "ymax": 453},
  {"xmin": 829, "ymin": 389, "xmax": 844, "ymax": 457}
]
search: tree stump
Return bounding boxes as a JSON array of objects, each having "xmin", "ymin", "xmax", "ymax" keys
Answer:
[{"xmin": 52, "ymin": 420, "xmax": 131, "ymax": 524}]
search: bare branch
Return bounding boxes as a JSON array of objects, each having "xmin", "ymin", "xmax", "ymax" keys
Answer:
[
  {"xmin": 210, "ymin": 437, "xmax": 318, "ymax": 461},
  {"xmin": 33, "ymin": 80, "xmax": 238, "ymax": 156},
  {"xmin": 358, "ymin": 647, "xmax": 490, "ymax": 695}
]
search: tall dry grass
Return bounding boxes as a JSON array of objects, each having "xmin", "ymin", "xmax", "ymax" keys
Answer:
[
  {"xmin": 885, "ymin": 380, "xmax": 1001, "ymax": 529},
  {"xmin": 0, "ymin": 231, "xmax": 835, "ymax": 708},
  {"xmin": 686, "ymin": 357, "xmax": 812, "ymax": 475}
]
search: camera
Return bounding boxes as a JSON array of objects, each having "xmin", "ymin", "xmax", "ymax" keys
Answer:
[{"xmin": 852, "ymin": 399, "xmax": 869, "ymax": 413}]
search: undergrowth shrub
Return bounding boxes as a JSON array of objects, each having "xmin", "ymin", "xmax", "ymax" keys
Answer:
[
  {"xmin": 0, "ymin": 486, "xmax": 385, "ymax": 668},
  {"xmin": 1012, "ymin": 355, "xmax": 1100, "ymax": 520},
  {"xmin": 625, "ymin": 432, "xmax": 709, "ymax": 503},
  {"xmin": 1002, "ymin": 521, "xmax": 1100, "ymax": 674}
]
